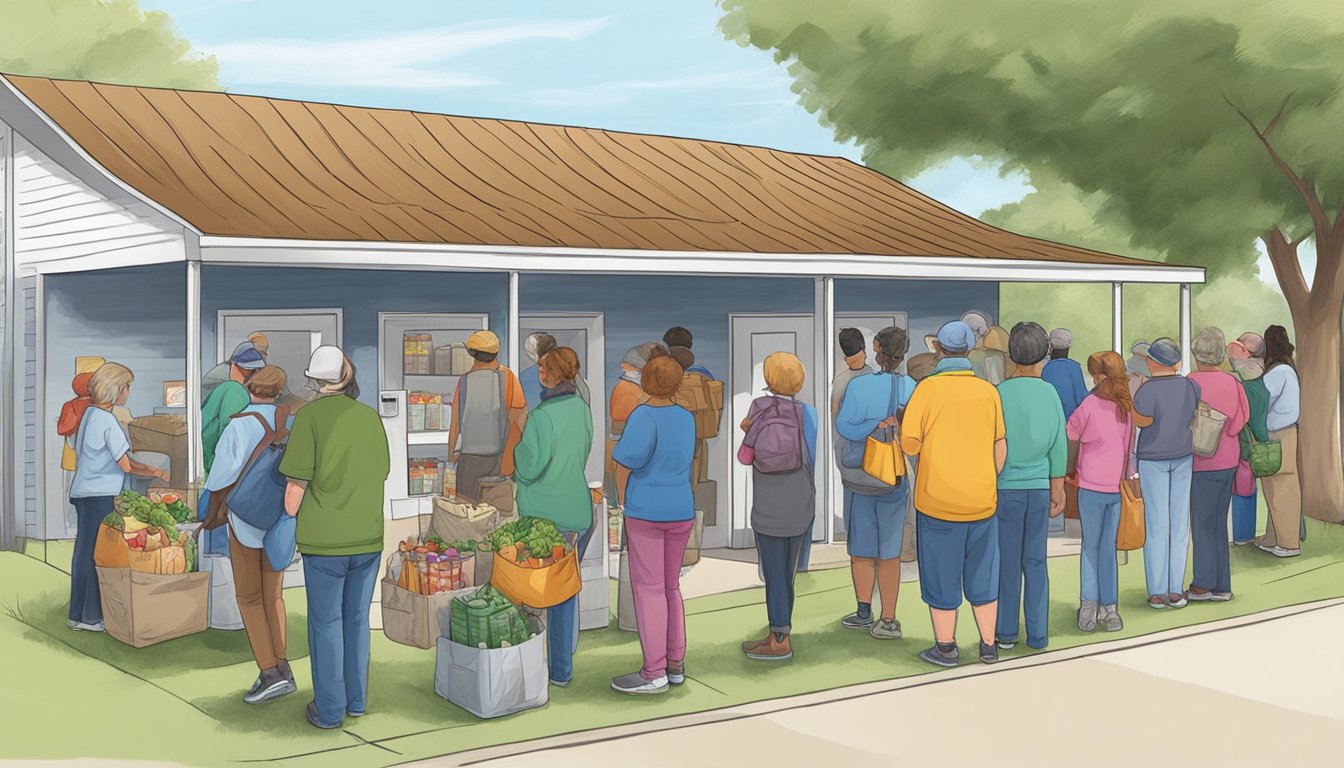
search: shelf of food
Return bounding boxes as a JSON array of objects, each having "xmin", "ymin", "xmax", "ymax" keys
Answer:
[{"xmin": 408, "ymin": 430, "xmax": 452, "ymax": 446}]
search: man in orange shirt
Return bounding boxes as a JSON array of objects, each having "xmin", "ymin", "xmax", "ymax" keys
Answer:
[
  {"xmin": 901, "ymin": 320, "xmax": 1008, "ymax": 667},
  {"xmin": 449, "ymin": 331, "xmax": 527, "ymax": 501}
]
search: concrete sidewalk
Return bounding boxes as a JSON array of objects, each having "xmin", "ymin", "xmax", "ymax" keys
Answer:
[{"xmin": 436, "ymin": 599, "xmax": 1344, "ymax": 768}]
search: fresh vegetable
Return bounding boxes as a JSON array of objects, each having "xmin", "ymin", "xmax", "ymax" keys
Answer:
[
  {"xmin": 183, "ymin": 536, "xmax": 198, "ymax": 572},
  {"xmin": 103, "ymin": 512, "xmax": 125, "ymax": 531},
  {"xmin": 450, "ymin": 539, "xmax": 479, "ymax": 553},
  {"xmin": 486, "ymin": 518, "xmax": 566, "ymax": 564},
  {"xmin": 425, "ymin": 534, "xmax": 449, "ymax": 551}
]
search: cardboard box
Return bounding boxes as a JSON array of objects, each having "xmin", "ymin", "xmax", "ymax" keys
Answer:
[{"xmin": 129, "ymin": 414, "xmax": 189, "ymax": 489}]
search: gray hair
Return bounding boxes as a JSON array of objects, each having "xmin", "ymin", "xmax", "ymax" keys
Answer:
[
  {"xmin": 1008, "ymin": 322, "xmax": 1051, "ymax": 366},
  {"xmin": 1192, "ymin": 327, "xmax": 1227, "ymax": 366},
  {"xmin": 525, "ymin": 332, "xmax": 556, "ymax": 363}
]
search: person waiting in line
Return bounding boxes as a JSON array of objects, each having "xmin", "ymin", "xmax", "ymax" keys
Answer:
[
  {"xmin": 57, "ymin": 370, "xmax": 97, "ymax": 521},
  {"xmin": 738, "ymin": 352, "xmax": 818, "ymax": 662},
  {"xmin": 280, "ymin": 346, "xmax": 389, "ymax": 730},
  {"xmin": 1256, "ymin": 325, "xmax": 1303, "ymax": 558},
  {"xmin": 520, "ymin": 332, "xmax": 591, "ymax": 410},
  {"xmin": 1187, "ymin": 328, "xmax": 1249, "ymax": 602},
  {"xmin": 200, "ymin": 341, "xmax": 269, "ymax": 555},
  {"xmin": 448, "ymin": 331, "xmax": 527, "ymax": 502},
  {"xmin": 1227, "ymin": 333, "xmax": 1270, "ymax": 546},
  {"xmin": 1042, "ymin": 328, "xmax": 1090, "ymax": 420},
  {"xmin": 835, "ymin": 327, "xmax": 915, "ymax": 641},
  {"xmin": 1068, "ymin": 351, "xmax": 1150, "ymax": 632},
  {"xmin": 829, "ymin": 328, "xmax": 873, "ymax": 578},
  {"xmin": 994, "ymin": 322, "xmax": 1067, "ymax": 651},
  {"xmin": 606, "ymin": 342, "xmax": 667, "ymax": 504},
  {"xmin": 68, "ymin": 363, "xmax": 169, "ymax": 633},
  {"xmin": 906, "ymin": 351, "xmax": 937, "ymax": 382},
  {"xmin": 513, "ymin": 347, "xmax": 595, "ymax": 688},
  {"xmin": 663, "ymin": 326, "xmax": 715, "ymax": 379},
  {"xmin": 610, "ymin": 355, "xmax": 696, "ymax": 695},
  {"xmin": 1133, "ymin": 338, "xmax": 1200, "ymax": 609},
  {"xmin": 1126, "ymin": 341, "xmax": 1152, "ymax": 398},
  {"xmin": 901, "ymin": 321, "xmax": 1007, "ymax": 667},
  {"xmin": 205, "ymin": 366, "xmax": 298, "ymax": 705},
  {"xmin": 203, "ymin": 334, "xmax": 269, "ymax": 402}
]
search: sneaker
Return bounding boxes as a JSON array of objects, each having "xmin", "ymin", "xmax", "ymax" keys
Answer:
[
  {"xmin": 1168, "ymin": 593, "xmax": 1188, "ymax": 609},
  {"xmin": 978, "ymin": 642, "xmax": 999, "ymax": 664},
  {"xmin": 920, "ymin": 645, "xmax": 960, "ymax": 668},
  {"xmin": 1211, "ymin": 592, "xmax": 1234, "ymax": 602},
  {"xmin": 1099, "ymin": 605, "xmax": 1124, "ymax": 632},
  {"xmin": 744, "ymin": 633, "xmax": 793, "ymax": 661},
  {"xmin": 1186, "ymin": 587, "xmax": 1215, "ymax": 602},
  {"xmin": 841, "ymin": 612, "xmax": 875, "ymax": 630},
  {"xmin": 246, "ymin": 675, "xmax": 265, "ymax": 698},
  {"xmin": 305, "ymin": 701, "xmax": 342, "ymax": 730},
  {"xmin": 549, "ymin": 678, "xmax": 571, "ymax": 688},
  {"xmin": 870, "ymin": 619, "xmax": 902, "ymax": 640},
  {"xmin": 347, "ymin": 710, "xmax": 366, "ymax": 718},
  {"xmin": 1148, "ymin": 595, "xmax": 1167, "ymax": 610},
  {"xmin": 244, "ymin": 667, "xmax": 297, "ymax": 705},
  {"xmin": 667, "ymin": 663, "xmax": 685, "ymax": 685},
  {"xmin": 1233, "ymin": 539, "xmax": 1254, "ymax": 546},
  {"xmin": 996, "ymin": 639, "xmax": 1016, "ymax": 651},
  {"xmin": 67, "ymin": 620, "xmax": 105, "ymax": 632},
  {"xmin": 1078, "ymin": 600, "xmax": 1099, "ymax": 632},
  {"xmin": 611, "ymin": 672, "xmax": 669, "ymax": 695},
  {"xmin": 1259, "ymin": 545, "xmax": 1301, "ymax": 558}
]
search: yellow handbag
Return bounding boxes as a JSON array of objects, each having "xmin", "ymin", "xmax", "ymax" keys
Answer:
[{"xmin": 861, "ymin": 375, "xmax": 906, "ymax": 486}]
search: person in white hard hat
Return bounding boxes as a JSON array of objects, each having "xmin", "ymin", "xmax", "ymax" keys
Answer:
[{"xmin": 278, "ymin": 345, "xmax": 390, "ymax": 730}]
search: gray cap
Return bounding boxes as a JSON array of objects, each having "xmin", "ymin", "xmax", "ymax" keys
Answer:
[
  {"xmin": 1049, "ymin": 328, "xmax": 1073, "ymax": 350},
  {"xmin": 1147, "ymin": 337, "xmax": 1182, "ymax": 367},
  {"xmin": 1130, "ymin": 341, "xmax": 1151, "ymax": 358},
  {"xmin": 1126, "ymin": 354, "xmax": 1150, "ymax": 378}
]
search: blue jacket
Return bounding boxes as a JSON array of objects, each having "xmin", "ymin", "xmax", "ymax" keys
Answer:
[{"xmin": 1042, "ymin": 357, "xmax": 1089, "ymax": 420}]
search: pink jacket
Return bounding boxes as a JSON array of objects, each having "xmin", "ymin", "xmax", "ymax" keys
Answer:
[{"xmin": 1188, "ymin": 370, "xmax": 1250, "ymax": 472}]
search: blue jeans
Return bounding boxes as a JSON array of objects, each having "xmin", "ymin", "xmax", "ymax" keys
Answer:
[
  {"xmin": 547, "ymin": 526, "xmax": 591, "ymax": 684},
  {"xmin": 70, "ymin": 496, "xmax": 113, "ymax": 625},
  {"xmin": 995, "ymin": 489, "xmax": 1049, "ymax": 648},
  {"xmin": 756, "ymin": 531, "xmax": 807, "ymax": 633},
  {"xmin": 1190, "ymin": 469, "xmax": 1235, "ymax": 594},
  {"xmin": 303, "ymin": 552, "xmax": 381, "ymax": 726},
  {"xmin": 1078, "ymin": 489, "xmax": 1121, "ymax": 605},
  {"xmin": 916, "ymin": 512, "xmax": 1000, "ymax": 610},
  {"xmin": 798, "ymin": 533, "xmax": 813, "ymax": 573},
  {"xmin": 196, "ymin": 487, "xmax": 230, "ymax": 557},
  {"xmin": 844, "ymin": 486, "xmax": 907, "ymax": 560},
  {"xmin": 1138, "ymin": 456, "xmax": 1193, "ymax": 597},
  {"xmin": 1232, "ymin": 486, "xmax": 1258, "ymax": 543}
]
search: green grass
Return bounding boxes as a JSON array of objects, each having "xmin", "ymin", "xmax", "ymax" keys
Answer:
[{"xmin": 3, "ymin": 518, "xmax": 1343, "ymax": 768}]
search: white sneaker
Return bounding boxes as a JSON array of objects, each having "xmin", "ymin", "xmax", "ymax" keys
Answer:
[
  {"xmin": 1259, "ymin": 544, "xmax": 1301, "ymax": 558},
  {"xmin": 611, "ymin": 672, "xmax": 669, "ymax": 695},
  {"xmin": 68, "ymin": 620, "xmax": 105, "ymax": 632},
  {"xmin": 869, "ymin": 619, "xmax": 902, "ymax": 640}
]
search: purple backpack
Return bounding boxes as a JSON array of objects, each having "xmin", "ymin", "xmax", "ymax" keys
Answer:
[{"xmin": 741, "ymin": 397, "xmax": 805, "ymax": 474}]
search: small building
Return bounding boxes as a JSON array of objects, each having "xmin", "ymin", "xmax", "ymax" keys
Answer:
[{"xmin": 0, "ymin": 74, "xmax": 1203, "ymax": 553}]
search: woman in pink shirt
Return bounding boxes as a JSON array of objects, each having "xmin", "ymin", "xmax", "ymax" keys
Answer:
[
  {"xmin": 1067, "ymin": 351, "xmax": 1151, "ymax": 632},
  {"xmin": 1186, "ymin": 328, "xmax": 1250, "ymax": 601}
]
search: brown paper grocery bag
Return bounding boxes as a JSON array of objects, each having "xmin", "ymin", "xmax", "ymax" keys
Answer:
[{"xmin": 96, "ymin": 567, "xmax": 208, "ymax": 648}]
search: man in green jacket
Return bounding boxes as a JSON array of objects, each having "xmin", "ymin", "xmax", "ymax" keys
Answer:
[
  {"xmin": 198, "ymin": 342, "xmax": 267, "ymax": 555},
  {"xmin": 1228, "ymin": 333, "xmax": 1271, "ymax": 545},
  {"xmin": 512, "ymin": 347, "xmax": 594, "ymax": 687}
]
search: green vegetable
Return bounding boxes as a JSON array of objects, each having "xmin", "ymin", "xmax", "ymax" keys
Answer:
[
  {"xmin": 165, "ymin": 501, "xmax": 194, "ymax": 524},
  {"xmin": 102, "ymin": 512, "xmax": 125, "ymax": 531},
  {"xmin": 486, "ymin": 518, "xmax": 565, "ymax": 560},
  {"xmin": 424, "ymin": 533, "xmax": 448, "ymax": 550},
  {"xmin": 183, "ymin": 536, "xmax": 198, "ymax": 572},
  {"xmin": 451, "ymin": 539, "xmax": 478, "ymax": 553}
]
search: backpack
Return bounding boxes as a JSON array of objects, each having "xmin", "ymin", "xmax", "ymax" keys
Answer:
[
  {"xmin": 223, "ymin": 406, "xmax": 292, "ymax": 532},
  {"xmin": 458, "ymin": 368, "xmax": 509, "ymax": 457},
  {"xmin": 672, "ymin": 372, "xmax": 724, "ymax": 439},
  {"xmin": 741, "ymin": 397, "xmax": 806, "ymax": 475}
]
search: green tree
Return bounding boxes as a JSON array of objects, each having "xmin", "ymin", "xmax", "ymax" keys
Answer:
[
  {"xmin": 722, "ymin": 0, "xmax": 1344, "ymax": 520},
  {"xmin": 0, "ymin": 0, "xmax": 219, "ymax": 89}
]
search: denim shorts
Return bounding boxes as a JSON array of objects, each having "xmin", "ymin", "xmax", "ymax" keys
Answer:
[
  {"xmin": 844, "ymin": 487, "xmax": 907, "ymax": 560},
  {"xmin": 916, "ymin": 511, "xmax": 1000, "ymax": 610}
]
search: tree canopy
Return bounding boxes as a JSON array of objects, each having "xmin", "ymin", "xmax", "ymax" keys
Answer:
[
  {"xmin": 0, "ymin": 0, "xmax": 219, "ymax": 90},
  {"xmin": 719, "ymin": 0, "xmax": 1344, "ymax": 280}
]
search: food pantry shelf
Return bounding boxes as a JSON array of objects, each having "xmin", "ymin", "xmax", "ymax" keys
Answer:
[{"xmin": 409, "ymin": 431, "xmax": 452, "ymax": 446}]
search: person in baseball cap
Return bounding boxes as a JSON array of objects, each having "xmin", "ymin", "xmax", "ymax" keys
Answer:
[
  {"xmin": 466, "ymin": 330, "xmax": 501, "ymax": 357},
  {"xmin": 449, "ymin": 329, "xmax": 527, "ymax": 501},
  {"xmin": 1145, "ymin": 337, "xmax": 1183, "ymax": 369},
  {"xmin": 1126, "ymin": 341, "xmax": 1152, "ymax": 396},
  {"xmin": 1042, "ymin": 327, "xmax": 1088, "ymax": 420}
]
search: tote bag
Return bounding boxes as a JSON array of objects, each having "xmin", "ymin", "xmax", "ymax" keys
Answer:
[
  {"xmin": 1116, "ymin": 415, "xmax": 1145, "ymax": 552},
  {"xmin": 861, "ymin": 376, "xmax": 906, "ymax": 486}
]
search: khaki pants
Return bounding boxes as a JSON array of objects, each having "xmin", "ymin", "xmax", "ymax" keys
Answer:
[
  {"xmin": 229, "ymin": 529, "xmax": 287, "ymax": 671},
  {"xmin": 1259, "ymin": 425, "xmax": 1302, "ymax": 550}
]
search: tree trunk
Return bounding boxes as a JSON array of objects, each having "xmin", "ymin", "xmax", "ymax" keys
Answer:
[{"xmin": 1289, "ymin": 294, "xmax": 1344, "ymax": 523}]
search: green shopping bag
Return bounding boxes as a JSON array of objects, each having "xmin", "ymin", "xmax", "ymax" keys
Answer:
[{"xmin": 1243, "ymin": 426, "xmax": 1282, "ymax": 477}]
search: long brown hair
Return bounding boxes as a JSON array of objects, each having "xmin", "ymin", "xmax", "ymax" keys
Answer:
[
  {"xmin": 1087, "ymin": 351, "xmax": 1153, "ymax": 428},
  {"xmin": 1263, "ymin": 325, "xmax": 1296, "ymax": 372}
]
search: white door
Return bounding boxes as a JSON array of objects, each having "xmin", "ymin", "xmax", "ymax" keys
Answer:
[
  {"xmin": 830, "ymin": 313, "xmax": 907, "ymax": 541},
  {"xmin": 519, "ymin": 313, "xmax": 606, "ymax": 484},
  {"xmin": 729, "ymin": 314, "xmax": 816, "ymax": 549},
  {"xmin": 217, "ymin": 309, "xmax": 343, "ymax": 403}
]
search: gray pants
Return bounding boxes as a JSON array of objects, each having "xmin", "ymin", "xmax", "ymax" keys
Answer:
[{"xmin": 456, "ymin": 454, "xmax": 499, "ymax": 502}]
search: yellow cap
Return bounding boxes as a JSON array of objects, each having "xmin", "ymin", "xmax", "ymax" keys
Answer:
[{"xmin": 466, "ymin": 330, "xmax": 500, "ymax": 353}]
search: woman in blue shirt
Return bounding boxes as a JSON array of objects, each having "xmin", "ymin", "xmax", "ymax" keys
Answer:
[
  {"xmin": 739, "ymin": 352, "xmax": 818, "ymax": 663},
  {"xmin": 610, "ymin": 355, "xmax": 696, "ymax": 696},
  {"xmin": 68, "ymin": 363, "xmax": 168, "ymax": 632}
]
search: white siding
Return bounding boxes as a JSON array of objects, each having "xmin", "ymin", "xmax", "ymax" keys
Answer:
[{"xmin": 14, "ymin": 134, "xmax": 184, "ymax": 269}]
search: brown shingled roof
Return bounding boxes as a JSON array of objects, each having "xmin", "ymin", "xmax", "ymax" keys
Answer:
[{"xmin": 6, "ymin": 74, "xmax": 1149, "ymax": 265}]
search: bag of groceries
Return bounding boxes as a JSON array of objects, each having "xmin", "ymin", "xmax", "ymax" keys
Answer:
[{"xmin": 487, "ymin": 518, "xmax": 581, "ymax": 609}]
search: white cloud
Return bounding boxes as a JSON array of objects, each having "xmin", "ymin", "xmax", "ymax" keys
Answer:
[
  {"xmin": 514, "ymin": 68, "xmax": 788, "ymax": 107},
  {"xmin": 172, "ymin": 0, "xmax": 261, "ymax": 17},
  {"xmin": 203, "ymin": 18, "xmax": 613, "ymax": 90}
]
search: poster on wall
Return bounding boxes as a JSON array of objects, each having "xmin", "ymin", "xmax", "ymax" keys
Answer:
[{"xmin": 163, "ymin": 381, "xmax": 187, "ymax": 408}]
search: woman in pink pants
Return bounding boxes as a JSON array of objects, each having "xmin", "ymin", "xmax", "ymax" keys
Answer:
[{"xmin": 610, "ymin": 355, "xmax": 697, "ymax": 695}]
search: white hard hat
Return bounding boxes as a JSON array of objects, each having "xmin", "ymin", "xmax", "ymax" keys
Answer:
[{"xmin": 305, "ymin": 345, "xmax": 346, "ymax": 382}]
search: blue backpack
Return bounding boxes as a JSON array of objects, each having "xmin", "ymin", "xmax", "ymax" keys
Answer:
[{"xmin": 223, "ymin": 406, "xmax": 292, "ymax": 532}]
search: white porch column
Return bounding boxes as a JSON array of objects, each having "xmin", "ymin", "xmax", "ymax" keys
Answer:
[
  {"xmin": 1179, "ymin": 283, "xmax": 1193, "ymax": 371},
  {"xmin": 1112, "ymin": 282, "xmax": 1124, "ymax": 354},
  {"xmin": 185, "ymin": 257, "xmax": 203, "ymax": 486},
  {"xmin": 1, "ymin": 121, "xmax": 16, "ymax": 548},
  {"xmin": 507, "ymin": 270, "xmax": 520, "ymax": 372},
  {"xmin": 814, "ymin": 276, "xmax": 835, "ymax": 544}
]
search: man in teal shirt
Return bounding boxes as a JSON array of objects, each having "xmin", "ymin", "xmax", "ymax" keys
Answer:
[{"xmin": 994, "ymin": 322, "xmax": 1067, "ymax": 650}]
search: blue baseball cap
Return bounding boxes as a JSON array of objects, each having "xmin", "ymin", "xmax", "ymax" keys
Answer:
[
  {"xmin": 229, "ymin": 342, "xmax": 267, "ymax": 371},
  {"xmin": 936, "ymin": 321, "xmax": 977, "ymax": 354},
  {"xmin": 1147, "ymin": 338, "xmax": 1182, "ymax": 367}
]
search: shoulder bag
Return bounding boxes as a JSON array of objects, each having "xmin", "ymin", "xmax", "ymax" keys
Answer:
[
  {"xmin": 861, "ymin": 376, "xmax": 905, "ymax": 486},
  {"xmin": 1116, "ymin": 413, "xmax": 1145, "ymax": 552}
]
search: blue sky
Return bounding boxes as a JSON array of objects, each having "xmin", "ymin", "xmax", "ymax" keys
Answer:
[{"xmin": 139, "ymin": 0, "xmax": 1032, "ymax": 219}]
